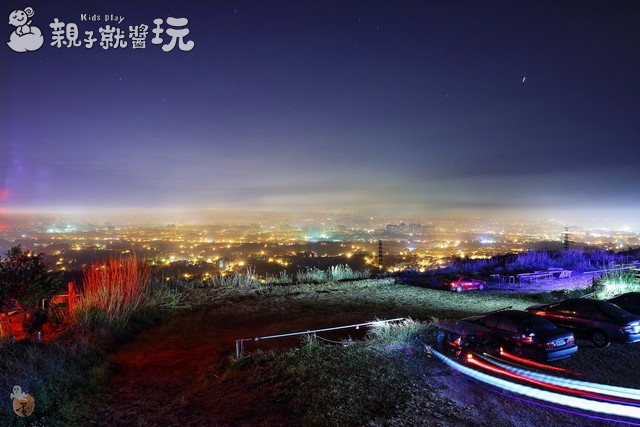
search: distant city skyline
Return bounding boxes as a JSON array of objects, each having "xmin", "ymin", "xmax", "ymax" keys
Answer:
[
  {"xmin": 3, "ymin": 207, "xmax": 640, "ymax": 234},
  {"xmin": 3, "ymin": 1, "xmax": 640, "ymax": 228}
]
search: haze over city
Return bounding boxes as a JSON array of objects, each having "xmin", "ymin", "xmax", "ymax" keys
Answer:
[{"xmin": 3, "ymin": 1, "xmax": 640, "ymax": 230}]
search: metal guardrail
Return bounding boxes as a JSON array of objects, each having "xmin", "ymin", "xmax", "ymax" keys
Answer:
[
  {"xmin": 234, "ymin": 317, "xmax": 406, "ymax": 358},
  {"xmin": 582, "ymin": 265, "xmax": 634, "ymax": 275}
]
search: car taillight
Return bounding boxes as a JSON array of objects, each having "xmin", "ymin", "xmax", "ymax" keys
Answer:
[
  {"xmin": 538, "ymin": 341, "xmax": 555, "ymax": 350},
  {"xmin": 521, "ymin": 334, "xmax": 534, "ymax": 344},
  {"xmin": 567, "ymin": 336, "xmax": 575, "ymax": 345}
]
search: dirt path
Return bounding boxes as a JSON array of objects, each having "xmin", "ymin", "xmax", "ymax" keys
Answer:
[{"xmin": 90, "ymin": 306, "xmax": 383, "ymax": 426}]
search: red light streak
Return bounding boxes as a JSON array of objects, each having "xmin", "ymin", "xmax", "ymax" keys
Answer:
[
  {"xmin": 429, "ymin": 345, "xmax": 640, "ymax": 420},
  {"xmin": 0, "ymin": 188, "xmax": 8, "ymax": 231},
  {"xmin": 467, "ymin": 354, "xmax": 640, "ymax": 406},
  {"xmin": 498, "ymin": 349, "xmax": 578, "ymax": 375}
]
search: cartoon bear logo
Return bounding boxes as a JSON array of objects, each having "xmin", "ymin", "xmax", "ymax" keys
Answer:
[{"xmin": 7, "ymin": 6, "xmax": 44, "ymax": 52}]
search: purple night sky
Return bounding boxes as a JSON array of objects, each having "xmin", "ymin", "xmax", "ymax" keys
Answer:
[{"xmin": 3, "ymin": 1, "xmax": 640, "ymax": 226}]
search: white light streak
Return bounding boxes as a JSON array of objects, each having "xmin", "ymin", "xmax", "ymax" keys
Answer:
[{"xmin": 428, "ymin": 346, "xmax": 640, "ymax": 420}]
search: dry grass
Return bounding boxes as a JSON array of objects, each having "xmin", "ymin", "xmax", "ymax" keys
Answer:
[
  {"xmin": 265, "ymin": 270, "xmax": 294, "ymax": 285},
  {"xmin": 73, "ymin": 254, "xmax": 152, "ymax": 332},
  {"xmin": 205, "ymin": 267, "xmax": 260, "ymax": 288},
  {"xmin": 328, "ymin": 264, "xmax": 371, "ymax": 281}
]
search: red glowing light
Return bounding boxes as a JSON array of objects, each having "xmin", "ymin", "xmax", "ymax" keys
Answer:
[
  {"xmin": 467, "ymin": 354, "xmax": 639, "ymax": 405},
  {"xmin": 0, "ymin": 188, "xmax": 8, "ymax": 231},
  {"xmin": 498, "ymin": 350, "xmax": 577, "ymax": 375}
]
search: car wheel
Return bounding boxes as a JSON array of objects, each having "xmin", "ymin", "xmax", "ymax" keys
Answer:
[
  {"xmin": 478, "ymin": 284, "xmax": 485, "ymax": 291},
  {"xmin": 455, "ymin": 285, "xmax": 463, "ymax": 293},
  {"xmin": 591, "ymin": 330, "xmax": 610, "ymax": 348}
]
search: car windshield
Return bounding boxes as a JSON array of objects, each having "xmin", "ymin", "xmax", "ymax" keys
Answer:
[
  {"xmin": 597, "ymin": 301, "xmax": 632, "ymax": 318},
  {"xmin": 521, "ymin": 317, "xmax": 555, "ymax": 332},
  {"xmin": 611, "ymin": 294, "xmax": 639, "ymax": 305}
]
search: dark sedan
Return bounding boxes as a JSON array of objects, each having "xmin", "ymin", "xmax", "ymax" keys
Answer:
[
  {"xmin": 526, "ymin": 298, "xmax": 640, "ymax": 348},
  {"xmin": 608, "ymin": 292, "xmax": 640, "ymax": 316},
  {"xmin": 462, "ymin": 310, "xmax": 577, "ymax": 361}
]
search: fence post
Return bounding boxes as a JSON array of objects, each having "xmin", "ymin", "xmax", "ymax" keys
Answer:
[{"xmin": 235, "ymin": 339, "xmax": 246, "ymax": 358}]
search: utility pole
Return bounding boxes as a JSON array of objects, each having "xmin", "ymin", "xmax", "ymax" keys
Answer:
[
  {"xmin": 563, "ymin": 227, "xmax": 571, "ymax": 250},
  {"xmin": 377, "ymin": 240, "xmax": 384, "ymax": 269}
]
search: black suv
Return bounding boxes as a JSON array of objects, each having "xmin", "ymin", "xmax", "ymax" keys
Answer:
[
  {"xmin": 462, "ymin": 310, "xmax": 577, "ymax": 361},
  {"xmin": 526, "ymin": 298, "xmax": 640, "ymax": 348}
]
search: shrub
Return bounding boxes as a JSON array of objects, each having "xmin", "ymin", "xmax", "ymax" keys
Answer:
[
  {"xmin": 73, "ymin": 254, "xmax": 152, "ymax": 333},
  {"xmin": 368, "ymin": 318, "xmax": 422, "ymax": 344},
  {"xmin": 0, "ymin": 338, "xmax": 104, "ymax": 426},
  {"xmin": 449, "ymin": 257, "xmax": 500, "ymax": 275},
  {"xmin": 147, "ymin": 279, "xmax": 188, "ymax": 312},
  {"xmin": 296, "ymin": 267, "xmax": 328, "ymax": 284},
  {"xmin": 293, "ymin": 265, "xmax": 372, "ymax": 284},
  {"xmin": 0, "ymin": 245, "xmax": 60, "ymax": 333},
  {"xmin": 593, "ymin": 270, "xmax": 640, "ymax": 300},
  {"xmin": 206, "ymin": 267, "xmax": 260, "ymax": 288},
  {"xmin": 430, "ymin": 249, "xmax": 628, "ymax": 277},
  {"xmin": 265, "ymin": 270, "xmax": 294, "ymax": 286},
  {"xmin": 163, "ymin": 276, "xmax": 204, "ymax": 289},
  {"xmin": 327, "ymin": 264, "xmax": 371, "ymax": 281}
]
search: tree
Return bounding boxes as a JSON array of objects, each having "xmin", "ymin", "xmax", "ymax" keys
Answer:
[{"xmin": 0, "ymin": 245, "xmax": 60, "ymax": 331}]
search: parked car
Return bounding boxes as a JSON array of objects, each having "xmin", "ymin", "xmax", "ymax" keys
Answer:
[
  {"xmin": 446, "ymin": 276, "xmax": 486, "ymax": 292},
  {"xmin": 608, "ymin": 292, "xmax": 640, "ymax": 316},
  {"xmin": 526, "ymin": 298, "xmax": 640, "ymax": 348},
  {"xmin": 433, "ymin": 319, "xmax": 498, "ymax": 362},
  {"xmin": 435, "ymin": 319, "xmax": 494, "ymax": 348},
  {"xmin": 462, "ymin": 310, "xmax": 577, "ymax": 361}
]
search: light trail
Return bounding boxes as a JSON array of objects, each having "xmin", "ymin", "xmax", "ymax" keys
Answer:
[
  {"xmin": 497, "ymin": 348, "xmax": 579, "ymax": 375},
  {"xmin": 428, "ymin": 345, "xmax": 640, "ymax": 421},
  {"xmin": 481, "ymin": 353, "xmax": 640, "ymax": 403},
  {"xmin": 466, "ymin": 354, "xmax": 640, "ymax": 407},
  {"xmin": 492, "ymin": 388, "xmax": 640, "ymax": 427}
]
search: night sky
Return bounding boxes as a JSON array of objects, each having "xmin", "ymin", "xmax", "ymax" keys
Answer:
[{"xmin": 3, "ymin": 1, "xmax": 640, "ymax": 226}]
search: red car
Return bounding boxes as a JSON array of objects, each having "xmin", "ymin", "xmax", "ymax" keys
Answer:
[{"xmin": 447, "ymin": 276, "xmax": 486, "ymax": 292}]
